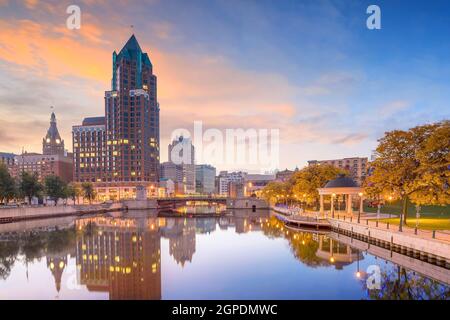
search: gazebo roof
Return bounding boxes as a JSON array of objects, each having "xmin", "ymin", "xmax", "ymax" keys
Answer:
[{"xmin": 324, "ymin": 175, "xmax": 358, "ymax": 188}]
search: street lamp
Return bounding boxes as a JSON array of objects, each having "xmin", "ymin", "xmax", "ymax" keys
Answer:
[
  {"xmin": 399, "ymin": 192, "xmax": 405, "ymax": 232},
  {"xmin": 358, "ymin": 192, "xmax": 363, "ymax": 223},
  {"xmin": 415, "ymin": 204, "xmax": 421, "ymax": 230},
  {"xmin": 387, "ymin": 195, "xmax": 393, "ymax": 218}
]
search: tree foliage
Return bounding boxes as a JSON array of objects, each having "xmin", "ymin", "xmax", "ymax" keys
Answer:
[
  {"xmin": 81, "ymin": 182, "xmax": 96, "ymax": 204},
  {"xmin": 44, "ymin": 175, "xmax": 67, "ymax": 205},
  {"xmin": 366, "ymin": 121, "xmax": 449, "ymax": 224},
  {"xmin": 291, "ymin": 164, "xmax": 346, "ymax": 207},
  {"xmin": 0, "ymin": 164, "xmax": 16, "ymax": 204},
  {"xmin": 19, "ymin": 171, "xmax": 43, "ymax": 204},
  {"xmin": 65, "ymin": 183, "xmax": 81, "ymax": 204},
  {"xmin": 261, "ymin": 165, "xmax": 346, "ymax": 207}
]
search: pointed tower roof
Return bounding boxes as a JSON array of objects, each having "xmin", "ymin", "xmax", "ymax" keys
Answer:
[
  {"xmin": 116, "ymin": 34, "xmax": 152, "ymax": 66},
  {"xmin": 43, "ymin": 111, "xmax": 65, "ymax": 155},
  {"xmin": 122, "ymin": 34, "xmax": 142, "ymax": 52},
  {"xmin": 45, "ymin": 112, "xmax": 62, "ymax": 141},
  {"xmin": 112, "ymin": 34, "xmax": 153, "ymax": 90}
]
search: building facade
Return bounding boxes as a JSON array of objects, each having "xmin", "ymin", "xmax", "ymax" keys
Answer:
[
  {"xmin": 0, "ymin": 152, "xmax": 16, "ymax": 174},
  {"xmin": 160, "ymin": 161, "xmax": 184, "ymax": 194},
  {"xmin": 217, "ymin": 171, "xmax": 247, "ymax": 196},
  {"xmin": 9, "ymin": 112, "xmax": 73, "ymax": 183},
  {"xmin": 195, "ymin": 164, "xmax": 216, "ymax": 194},
  {"xmin": 244, "ymin": 173, "xmax": 275, "ymax": 196},
  {"xmin": 73, "ymin": 35, "xmax": 160, "ymax": 200},
  {"xmin": 72, "ymin": 117, "xmax": 107, "ymax": 183},
  {"xmin": 275, "ymin": 168, "xmax": 297, "ymax": 182},
  {"xmin": 164, "ymin": 136, "xmax": 196, "ymax": 194},
  {"xmin": 16, "ymin": 152, "xmax": 73, "ymax": 183},
  {"xmin": 308, "ymin": 157, "xmax": 368, "ymax": 185}
]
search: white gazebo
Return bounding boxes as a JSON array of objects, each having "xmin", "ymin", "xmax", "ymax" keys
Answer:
[{"xmin": 317, "ymin": 175, "xmax": 364, "ymax": 217}]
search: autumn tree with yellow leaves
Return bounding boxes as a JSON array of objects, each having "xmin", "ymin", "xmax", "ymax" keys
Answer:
[{"xmin": 366, "ymin": 120, "xmax": 449, "ymax": 227}]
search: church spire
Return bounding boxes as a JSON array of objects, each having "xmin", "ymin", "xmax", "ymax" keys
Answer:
[{"xmin": 43, "ymin": 111, "xmax": 65, "ymax": 155}]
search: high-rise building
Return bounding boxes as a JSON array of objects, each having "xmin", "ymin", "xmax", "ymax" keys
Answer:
[
  {"xmin": 160, "ymin": 161, "xmax": 184, "ymax": 194},
  {"xmin": 168, "ymin": 136, "xmax": 194, "ymax": 165},
  {"xmin": 308, "ymin": 157, "xmax": 368, "ymax": 185},
  {"xmin": 195, "ymin": 164, "xmax": 216, "ymax": 194},
  {"xmin": 166, "ymin": 136, "xmax": 196, "ymax": 194},
  {"xmin": 43, "ymin": 112, "xmax": 65, "ymax": 156},
  {"xmin": 73, "ymin": 35, "xmax": 160, "ymax": 200},
  {"xmin": 72, "ymin": 117, "xmax": 107, "ymax": 183},
  {"xmin": 106, "ymin": 35, "xmax": 160, "ymax": 184}
]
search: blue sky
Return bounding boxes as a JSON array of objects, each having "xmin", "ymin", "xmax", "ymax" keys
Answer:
[{"xmin": 0, "ymin": 0, "xmax": 448, "ymax": 171}]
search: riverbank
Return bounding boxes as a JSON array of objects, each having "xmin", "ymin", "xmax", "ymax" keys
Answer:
[
  {"xmin": 272, "ymin": 206, "xmax": 450, "ymax": 264},
  {"xmin": 0, "ymin": 202, "xmax": 124, "ymax": 223}
]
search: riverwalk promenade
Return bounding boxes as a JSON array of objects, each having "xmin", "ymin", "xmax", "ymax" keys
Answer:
[{"xmin": 272, "ymin": 206, "xmax": 450, "ymax": 263}]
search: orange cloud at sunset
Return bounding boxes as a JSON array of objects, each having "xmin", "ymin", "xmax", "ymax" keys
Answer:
[{"xmin": 0, "ymin": 0, "xmax": 380, "ymax": 170}]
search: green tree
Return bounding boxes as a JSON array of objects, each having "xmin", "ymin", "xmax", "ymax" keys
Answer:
[
  {"xmin": 0, "ymin": 164, "xmax": 16, "ymax": 204},
  {"xmin": 65, "ymin": 183, "xmax": 81, "ymax": 205},
  {"xmin": 44, "ymin": 175, "xmax": 67, "ymax": 206},
  {"xmin": 81, "ymin": 182, "xmax": 96, "ymax": 204},
  {"xmin": 19, "ymin": 172, "xmax": 43, "ymax": 205},
  {"xmin": 0, "ymin": 241, "xmax": 20, "ymax": 280}
]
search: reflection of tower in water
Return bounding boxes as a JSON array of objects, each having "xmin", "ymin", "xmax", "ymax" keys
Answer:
[
  {"xmin": 168, "ymin": 219, "xmax": 196, "ymax": 267},
  {"xmin": 75, "ymin": 216, "xmax": 161, "ymax": 300},
  {"xmin": 46, "ymin": 254, "xmax": 68, "ymax": 293}
]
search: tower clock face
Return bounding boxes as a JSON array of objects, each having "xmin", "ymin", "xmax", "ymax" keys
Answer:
[
  {"xmin": 56, "ymin": 139, "xmax": 61, "ymax": 144},
  {"xmin": 46, "ymin": 138, "xmax": 50, "ymax": 143}
]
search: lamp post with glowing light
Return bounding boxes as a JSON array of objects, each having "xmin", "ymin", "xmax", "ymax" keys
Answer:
[
  {"xmin": 399, "ymin": 191, "xmax": 405, "ymax": 232},
  {"xmin": 415, "ymin": 204, "xmax": 421, "ymax": 230},
  {"xmin": 358, "ymin": 192, "xmax": 363, "ymax": 224},
  {"xmin": 388, "ymin": 195, "xmax": 393, "ymax": 218}
]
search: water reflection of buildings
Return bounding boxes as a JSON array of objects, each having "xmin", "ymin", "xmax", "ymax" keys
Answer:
[
  {"xmin": 75, "ymin": 217, "xmax": 161, "ymax": 300},
  {"xmin": 161, "ymin": 218, "xmax": 196, "ymax": 267},
  {"xmin": 196, "ymin": 218, "xmax": 216, "ymax": 234}
]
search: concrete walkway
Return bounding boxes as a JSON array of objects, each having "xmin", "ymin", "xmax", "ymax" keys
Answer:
[{"xmin": 273, "ymin": 207, "xmax": 450, "ymax": 243}]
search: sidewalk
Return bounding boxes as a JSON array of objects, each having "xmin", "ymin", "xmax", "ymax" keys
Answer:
[{"xmin": 275, "ymin": 208, "xmax": 450, "ymax": 243}]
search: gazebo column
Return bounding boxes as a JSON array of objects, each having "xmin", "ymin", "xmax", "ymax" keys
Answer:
[
  {"xmin": 347, "ymin": 194, "xmax": 353, "ymax": 214},
  {"xmin": 330, "ymin": 195, "xmax": 334, "ymax": 218}
]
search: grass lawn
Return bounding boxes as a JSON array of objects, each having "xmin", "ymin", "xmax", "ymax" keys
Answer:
[
  {"xmin": 364, "ymin": 200, "xmax": 450, "ymax": 230},
  {"xmin": 364, "ymin": 200, "xmax": 449, "ymax": 218},
  {"xmin": 378, "ymin": 217, "xmax": 450, "ymax": 231}
]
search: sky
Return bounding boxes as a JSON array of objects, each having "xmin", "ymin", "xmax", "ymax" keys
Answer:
[{"xmin": 0, "ymin": 0, "xmax": 449, "ymax": 173}]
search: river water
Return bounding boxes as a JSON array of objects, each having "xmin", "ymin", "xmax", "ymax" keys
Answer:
[{"xmin": 0, "ymin": 208, "xmax": 448, "ymax": 300}]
